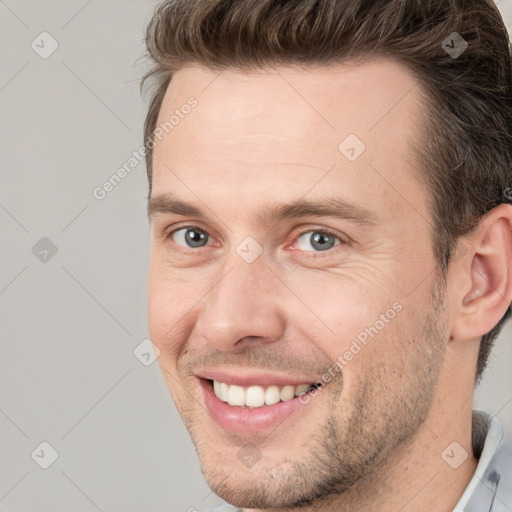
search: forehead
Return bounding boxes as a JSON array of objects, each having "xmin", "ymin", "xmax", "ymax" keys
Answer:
[
  {"xmin": 156, "ymin": 57, "xmax": 422, "ymax": 141},
  {"xmin": 151, "ymin": 58, "xmax": 429, "ymax": 227}
]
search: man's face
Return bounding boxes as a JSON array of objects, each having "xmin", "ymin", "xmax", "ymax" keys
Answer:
[{"xmin": 148, "ymin": 59, "xmax": 449, "ymax": 509}]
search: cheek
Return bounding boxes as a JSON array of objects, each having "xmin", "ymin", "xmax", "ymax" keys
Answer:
[
  {"xmin": 285, "ymin": 273, "xmax": 393, "ymax": 344},
  {"xmin": 285, "ymin": 274, "xmax": 411, "ymax": 386},
  {"xmin": 147, "ymin": 271, "xmax": 169, "ymax": 341},
  {"xmin": 147, "ymin": 265, "xmax": 191, "ymax": 354}
]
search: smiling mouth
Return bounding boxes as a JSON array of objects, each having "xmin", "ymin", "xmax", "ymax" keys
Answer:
[{"xmin": 207, "ymin": 379, "xmax": 323, "ymax": 408}]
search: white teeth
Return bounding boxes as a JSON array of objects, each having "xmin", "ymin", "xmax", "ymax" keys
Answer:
[
  {"xmin": 227, "ymin": 385, "xmax": 245, "ymax": 406},
  {"xmin": 264, "ymin": 385, "xmax": 281, "ymax": 405},
  {"xmin": 219, "ymin": 382, "xmax": 229, "ymax": 402},
  {"xmin": 212, "ymin": 380, "xmax": 317, "ymax": 408},
  {"xmin": 246, "ymin": 386, "xmax": 265, "ymax": 407},
  {"xmin": 280, "ymin": 385, "xmax": 295, "ymax": 402}
]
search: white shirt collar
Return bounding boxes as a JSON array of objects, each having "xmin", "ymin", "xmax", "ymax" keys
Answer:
[{"xmin": 452, "ymin": 408, "xmax": 512, "ymax": 511}]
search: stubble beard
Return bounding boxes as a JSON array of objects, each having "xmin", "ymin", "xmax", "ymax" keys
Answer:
[{"xmin": 181, "ymin": 279, "xmax": 448, "ymax": 511}]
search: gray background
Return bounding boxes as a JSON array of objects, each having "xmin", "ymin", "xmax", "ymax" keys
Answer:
[{"xmin": 1, "ymin": 1, "xmax": 511, "ymax": 511}]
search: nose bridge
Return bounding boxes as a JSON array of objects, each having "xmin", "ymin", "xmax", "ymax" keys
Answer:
[{"xmin": 196, "ymin": 251, "xmax": 284, "ymax": 350}]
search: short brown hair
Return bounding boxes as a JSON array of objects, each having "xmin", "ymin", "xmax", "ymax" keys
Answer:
[{"xmin": 141, "ymin": 0, "xmax": 512, "ymax": 383}]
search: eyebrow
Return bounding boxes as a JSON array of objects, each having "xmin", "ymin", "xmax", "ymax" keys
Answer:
[{"xmin": 147, "ymin": 192, "xmax": 379, "ymax": 228}]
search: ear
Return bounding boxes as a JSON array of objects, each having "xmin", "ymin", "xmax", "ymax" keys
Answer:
[{"xmin": 450, "ymin": 203, "xmax": 512, "ymax": 341}]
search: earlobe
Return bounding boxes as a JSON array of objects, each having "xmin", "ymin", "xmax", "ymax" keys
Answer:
[{"xmin": 452, "ymin": 204, "xmax": 512, "ymax": 341}]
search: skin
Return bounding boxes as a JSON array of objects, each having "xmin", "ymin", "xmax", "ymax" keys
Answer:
[{"xmin": 147, "ymin": 57, "xmax": 512, "ymax": 512}]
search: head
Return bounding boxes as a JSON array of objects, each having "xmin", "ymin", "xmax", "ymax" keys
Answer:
[{"xmin": 143, "ymin": 0, "xmax": 512, "ymax": 509}]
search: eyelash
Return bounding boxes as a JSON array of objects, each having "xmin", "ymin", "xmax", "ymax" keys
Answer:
[{"xmin": 165, "ymin": 224, "xmax": 347, "ymax": 258}]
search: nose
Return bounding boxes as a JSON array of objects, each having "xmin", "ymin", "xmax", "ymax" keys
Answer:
[{"xmin": 194, "ymin": 255, "xmax": 286, "ymax": 352}]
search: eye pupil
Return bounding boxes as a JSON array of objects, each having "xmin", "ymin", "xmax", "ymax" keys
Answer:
[
  {"xmin": 311, "ymin": 232, "xmax": 335, "ymax": 251},
  {"xmin": 185, "ymin": 228, "xmax": 207, "ymax": 247}
]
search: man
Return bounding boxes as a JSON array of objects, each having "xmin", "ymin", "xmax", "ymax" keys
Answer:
[{"xmin": 142, "ymin": 0, "xmax": 512, "ymax": 510}]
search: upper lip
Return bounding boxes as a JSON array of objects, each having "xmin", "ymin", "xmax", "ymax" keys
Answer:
[{"xmin": 195, "ymin": 369, "xmax": 319, "ymax": 388}]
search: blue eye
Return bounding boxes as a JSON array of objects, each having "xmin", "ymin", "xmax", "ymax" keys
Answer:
[
  {"xmin": 167, "ymin": 225, "xmax": 344, "ymax": 255},
  {"xmin": 296, "ymin": 230, "xmax": 341, "ymax": 252},
  {"xmin": 171, "ymin": 227, "xmax": 211, "ymax": 248}
]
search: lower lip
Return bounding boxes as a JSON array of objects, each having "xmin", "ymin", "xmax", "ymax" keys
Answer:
[{"xmin": 200, "ymin": 379, "xmax": 311, "ymax": 434}]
